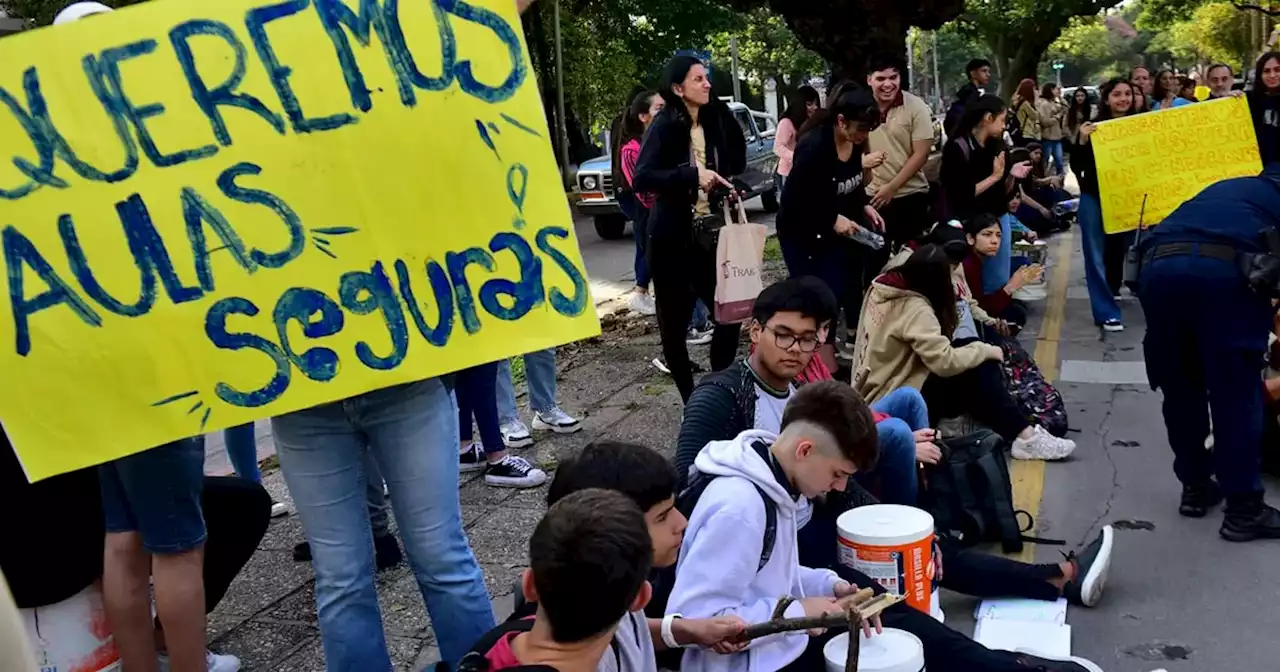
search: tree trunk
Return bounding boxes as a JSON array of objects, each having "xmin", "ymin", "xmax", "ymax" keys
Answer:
[
  {"xmin": 996, "ymin": 28, "xmax": 1064, "ymax": 99},
  {"xmin": 738, "ymin": 0, "xmax": 965, "ymax": 85}
]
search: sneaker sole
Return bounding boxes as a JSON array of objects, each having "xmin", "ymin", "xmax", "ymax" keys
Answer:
[
  {"xmin": 686, "ymin": 337, "xmax": 713, "ymax": 345},
  {"xmin": 503, "ymin": 435, "xmax": 535, "ymax": 449},
  {"xmin": 533, "ymin": 418, "xmax": 582, "ymax": 434},
  {"xmin": 459, "ymin": 462, "xmax": 487, "ymax": 473},
  {"xmin": 1102, "ymin": 324, "xmax": 1124, "ymax": 332},
  {"xmin": 269, "ymin": 503, "xmax": 289, "ymax": 518},
  {"xmin": 1078, "ymin": 525, "xmax": 1113, "ymax": 607},
  {"xmin": 485, "ymin": 474, "xmax": 549, "ymax": 488}
]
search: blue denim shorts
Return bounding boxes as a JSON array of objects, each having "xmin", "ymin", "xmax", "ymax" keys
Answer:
[{"xmin": 99, "ymin": 437, "xmax": 207, "ymax": 554}]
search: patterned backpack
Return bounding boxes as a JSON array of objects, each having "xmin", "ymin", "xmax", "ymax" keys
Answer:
[{"xmin": 1000, "ymin": 340, "xmax": 1069, "ymax": 437}]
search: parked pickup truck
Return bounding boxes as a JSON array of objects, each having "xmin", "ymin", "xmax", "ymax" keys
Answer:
[{"xmin": 574, "ymin": 102, "xmax": 780, "ymax": 240}]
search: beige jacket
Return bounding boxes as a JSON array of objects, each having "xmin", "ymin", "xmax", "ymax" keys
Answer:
[
  {"xmin": 852, "ymin": 253, "xmax": 1001, "ymax": 403},
  {"xmin": 1036, "ymin": 99, "xmax": 1065, "ymax": 141}
]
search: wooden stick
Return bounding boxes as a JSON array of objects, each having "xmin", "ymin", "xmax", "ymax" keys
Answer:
[{"xmin": 740, "ymin": 593, "xmax": 904, "ymax": 641}]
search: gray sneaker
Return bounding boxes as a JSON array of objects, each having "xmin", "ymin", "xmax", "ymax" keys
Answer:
[
  {"xmin": 533, "ymin": 407, "xmax": 581, "ymax": 434},
  {"xmin": 500, "ymin": 418, "xmax": 534, "ymax": 448}
]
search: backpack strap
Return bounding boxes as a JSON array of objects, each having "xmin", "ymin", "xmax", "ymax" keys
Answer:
[{"xmin": 754, "ymin": 484, "xmax": 777, "ymax": 571}]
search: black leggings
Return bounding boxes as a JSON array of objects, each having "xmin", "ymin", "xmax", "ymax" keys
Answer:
[
  {"xmin": 920, "ymin": 356, "xmax": 1030, "ymax": 443},
  {"xmin": 649, "ymin": 232, "xmax": 741, "ymax": 401},
  {"xmin": 792, "ymin": 497, "xmax": 1062, "ymax": 672}
]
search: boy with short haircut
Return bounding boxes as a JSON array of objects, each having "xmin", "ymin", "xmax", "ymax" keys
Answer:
[
  {"xmin": 460, "ymin": 489, "xmax": 653, "ymax": 672},
  {"xmin": 669, "ymin": 381, "xmax": 882, "ymax": 671}
]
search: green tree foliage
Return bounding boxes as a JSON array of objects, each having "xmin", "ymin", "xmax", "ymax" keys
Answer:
[
  {"xmin": 1040, "ymin": 16, "xmax": 1133, "ymax": 85},
  {"xmin": 908, "ymin": 24, "xmax": 991, "ymax": 106},
  {"xmin": 708, "ymin": 8, "xmax": 824, "ymax": 110},
  {"xmin": 958, "ymin": 0, "xmax": 1125, "ymax": 96},
  {"xmin": 1148, "ymin": 2, "xmax": 1255, "ymax": 72}
]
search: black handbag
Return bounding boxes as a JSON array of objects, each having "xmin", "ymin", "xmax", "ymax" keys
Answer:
[{"xmin": 691, "ymin": 213, "xmax": 723, "ymax": 253}]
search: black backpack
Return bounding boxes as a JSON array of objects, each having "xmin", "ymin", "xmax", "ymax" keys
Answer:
[
  {"xmin": 919, "ymin": 430, "xmax": 1061, "ymax": 554},
  {"xmin": 943, "ymin": 99, "xmax": 967, "ymax": 141},
  {"xmin": 455, "ymin": 608, "xmax": 622, "ymax": 672}
]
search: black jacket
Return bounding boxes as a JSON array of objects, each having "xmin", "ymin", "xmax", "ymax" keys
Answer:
[
  {"xmin": 1249, "ymin": 90, "xmax": 1280, "ymax": 166},
  {"xmin": 775, "ymin": 123, "xmax": 868, "ymax": 250},
  {"xmin": 632, "ymin": 100, "xmax": 746, "ymax": 241},
  {"xmin": 675, "ymin": 361, "xmax": 759, "ymax": 488},
  {"xmin": 940, "ymin": 134, "xmax": 1008, "ymax": 220}
]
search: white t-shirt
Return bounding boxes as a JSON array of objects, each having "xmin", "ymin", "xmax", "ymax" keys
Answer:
[{"xmin": 749, "ymin": 372, "xmax": 813, "ymax": 529}]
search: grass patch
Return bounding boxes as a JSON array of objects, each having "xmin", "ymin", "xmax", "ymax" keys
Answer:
[
  {"xmin": 763, "ymin": 236, "xmax": 783, "ymax": 263},
  {"xmin": 509, "ymin": 356, "xmax": 526, "ymax": 387}
]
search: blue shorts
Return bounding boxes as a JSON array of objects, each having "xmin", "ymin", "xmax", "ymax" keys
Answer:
[{"xmin": 99, "ymin": 438, "xmax": 207, "ymax": 554}]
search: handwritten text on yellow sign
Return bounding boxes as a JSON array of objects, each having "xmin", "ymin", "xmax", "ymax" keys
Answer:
[
  {"xmin": 0, "ymin": 0, "xmax": 599, "ymax": 480},
  {"xmin": 1093, "ymin": 96, "xmax": 1261, "ymax": 233}
]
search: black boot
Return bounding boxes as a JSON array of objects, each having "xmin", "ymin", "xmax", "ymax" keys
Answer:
[
  {"xmin": 1179, "ymin": 481, "xmax": 1223, "ymax": 518},
  {"xmin": 1221, "ymin": 493, "xmax": 1280, "ymax": 542}
]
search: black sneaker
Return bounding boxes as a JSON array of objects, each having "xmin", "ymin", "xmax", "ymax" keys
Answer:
[
  {"xmin": 1221, "ymin": 497, "xmax": 1280, "ymax": 542},
  {"xmin": 1179, "ymin": 481, "xmax": 1223, "ymax": 518},
  {"xmin": 459, "ymin": 442, "xmax": 486, "ymax": 473},
  {"xmin": 1014, "ymin": 652, "xmax": 1102, "ymax": 671},
  {"xmin": 374, "ymin": 533, "xmax": 403, "ymax": 571},
  {"xmin": 1062, "ymin": 525, "xmax": 1113, "ymax": 607},
  {"xmin": 293, "ymin": 541, "xmax": 312, "ymax": 563},
  {"xmin": 484, "ymin": 455, "xmax": 548, "ymax": 489}
]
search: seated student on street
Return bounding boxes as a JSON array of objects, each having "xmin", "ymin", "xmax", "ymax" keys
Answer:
[
  {"xmin": 670, "ymin": 382, "xmax": 1107, "ymax": 672},
  {"xmin": 962, "ymin": 213, "xmax": 1040, "ymax": 327},
  {"xmin": 459, "ymin": 489, "xmax": 653, "ymax": 672},
  {"xmin": 676, "ymin": 277, "xmax": 935, "ymax": 507},
  {"xmin": 671, "ymin": 283, "xmax": 1112, "ymax": 611},
  {"xmin": 855, "ymin": 244, "xmax": 1076, "ymax": 461},
  {"xmin": 547, "ymin": 441, "xmax": 751, "ymax": 670}
]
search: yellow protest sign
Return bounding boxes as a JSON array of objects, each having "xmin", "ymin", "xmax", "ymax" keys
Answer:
[
  {"xmin": 1093, "ymin": 96, "xmax": 1261, "ymax": 233},
  {"xmin": 1195, "ymin": 85, "xmax": 1210, "ymax": 102},
  {"xmin": 0, "ymin": 0, "xmax": 599, "ymax": 481}
]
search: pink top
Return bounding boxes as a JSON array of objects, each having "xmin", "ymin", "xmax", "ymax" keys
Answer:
[
  {"xmin": 619, "ymin": 139, "xmax": 655, "ymax": 208},
  {"xmin": 774, "ymin": 117, "xmax": 799, "ymax": 176}
]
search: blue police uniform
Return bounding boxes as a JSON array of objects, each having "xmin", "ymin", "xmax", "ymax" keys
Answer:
[{"xmin": 1137, "ymin": 164, "xmax": 1280, "ymax": 540}]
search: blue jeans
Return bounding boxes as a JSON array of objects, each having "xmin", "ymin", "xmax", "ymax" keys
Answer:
[
  {"xmin": 223, "ymin": 423, "xmax": 260, "ymax": 482},
  {"xmin": 497, "ymin": 349, "xmax": 558, "ymax": 421},
  {"xmin": 1077, "ymin": 193, "xmax": 1121, "ymax": 325},
  {"xmin": 861, "ymin": 388, "xmax": 930, "ymax": 506},
  {"xmin": 272, "ymin": 379, "xmax": 494, "ymax": 670},
  {"xmin": 1041, "ymin": 139, "xmax": 1064, "ymax": 175},
  {"xmin": 634, "ymin": 203, "xmax": 652, "ymax": 288}
]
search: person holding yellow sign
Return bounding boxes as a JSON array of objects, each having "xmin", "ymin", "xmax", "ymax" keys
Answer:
[{"xmin": 1069, "ymin": 78, "xmax": 1140, "ymax": 332}]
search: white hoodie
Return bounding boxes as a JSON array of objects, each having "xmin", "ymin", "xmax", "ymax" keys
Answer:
[{"xmin": 667, "ymin": 429, "xmax": 841, "ymax": 672}]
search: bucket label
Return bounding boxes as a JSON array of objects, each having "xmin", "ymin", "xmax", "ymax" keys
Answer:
[{"xmin": 837, "ymin": 533, "xmax": 934, "ymax": 614}]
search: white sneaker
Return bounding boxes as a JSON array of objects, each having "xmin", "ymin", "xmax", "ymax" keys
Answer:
[
  {"xmin": 158, "ymin": 651, "xmax": 241, "ymax": 672},
  {"xmin": 533, "ymin": 407, "xmax": 581, "ymax": 434},
  {"xmin": 269, "ymin": 501, "xmax": 288, "ymax": 518},
  {"xmin": 485, "ymin": 454, "xmax": 548, "ymax": 489},
  {"xmin": 686, "ymin": 326, "xmax": 714, "ymax": 345},
  {"xmin": 1012, "ymin": 285, "xmax": 1048, "ymax": 302},
  {"xmin": 1102, "ymin": 319, "xmax": 1124, "ymax": 332},
  {"xmin": 500, "ymin": 418, "xmax": 534, "ymax": 448},
  {"xmin": 1011, "ymin": 425, "xmax": 1076, "ymax": 460},
  {"xmin": 628, "ymin": 292, "xmax": 656, "ymax": 316}
]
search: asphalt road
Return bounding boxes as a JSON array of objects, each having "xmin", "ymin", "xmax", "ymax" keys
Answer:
[{"xmin": 1005, "ymin": 232, "xmax": 1280, "ymax": 672}]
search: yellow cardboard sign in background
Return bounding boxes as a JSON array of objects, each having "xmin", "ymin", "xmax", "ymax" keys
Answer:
[
  {"xmin": 0, "ymin": 0, "xmax": 599, "ymax": 481},
  {"xmin": 1093, "ymin": 96, "xmax": 1261, "ymax": 233}
]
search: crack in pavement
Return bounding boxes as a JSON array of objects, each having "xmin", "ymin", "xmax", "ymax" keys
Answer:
[{"xmin": 1077, "ymin": 383, "xmax": 1123, "ymax": 548}]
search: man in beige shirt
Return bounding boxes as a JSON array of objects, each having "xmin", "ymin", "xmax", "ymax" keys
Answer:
[{"xmin": 865, "ymin": 53, "xmax": 936, "ymax": 249}]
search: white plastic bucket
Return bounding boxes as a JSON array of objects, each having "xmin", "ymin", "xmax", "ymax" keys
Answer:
[
  {"xmin": 837, "ymin": 505, "xmax": 935, "ymax": 614},
  {"xmin": 21, "ymin": 581, "xmax": 121, "ymax": 672},
  {"xmin": 823, "ymin": 629, "xmax": 926, "ymax": 672}
]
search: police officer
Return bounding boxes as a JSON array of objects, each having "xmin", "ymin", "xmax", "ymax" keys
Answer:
[{"xmin": 1138, "ymin": 163, "xmax": 1280, "ymax": 541}]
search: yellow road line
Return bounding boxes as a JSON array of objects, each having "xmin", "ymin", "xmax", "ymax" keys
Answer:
[{"xmin": 1009, "ymin": 232, "xmax": 1073, "ymax": 562}]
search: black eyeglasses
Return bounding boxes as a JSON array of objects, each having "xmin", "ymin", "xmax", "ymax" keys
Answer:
[{"xmin": 764, "ymin": 325, "xmax": 821, "ymax": 352}]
